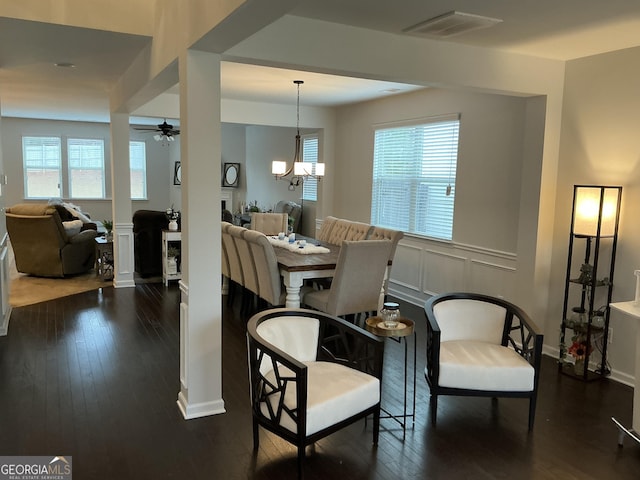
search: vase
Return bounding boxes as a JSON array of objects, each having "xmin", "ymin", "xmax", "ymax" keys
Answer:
[
  {"xmin": 168, "ymin": 220, "xmax": 178, "ymax": 231},
  {"xmin": 167, "ymin": 257, "xmax": 178, "ymax": 275},
  {"xmin": 573, "ymin": 359, "xmax": 585, "ymax": 376}
]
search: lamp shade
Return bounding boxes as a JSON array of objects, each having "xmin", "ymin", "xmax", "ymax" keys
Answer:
[
  {"xmin": 573, "ymin": 186, "xmax": 620, "ymax": 237},
  {"xmin": 272, "ymin": 161, "xmax": 287, "ymax": 176},
  {"xmin": 294, "ymin": 162, "xmax": 308, "ymax": 176},
  {"xmin": 316, "ymin": 163, "xmax": 325, "ymax": 177}
]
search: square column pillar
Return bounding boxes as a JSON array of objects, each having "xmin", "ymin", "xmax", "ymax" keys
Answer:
[
  {"xmin": 110, "ymin": 112, "xmax": 135, "ymax": 288},
  {"xmin": 176, "ymin": 49, "xmax": 225, "ymax": 419}
]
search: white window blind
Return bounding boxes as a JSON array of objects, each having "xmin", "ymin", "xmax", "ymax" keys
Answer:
[
  {"xmin": 22, "ymin": 136, "xmax": 62, "ymax": 199},
  {"xmin": 129, "ymin": 141, "xmax": 147, "ymax": 199},
  {"xmin": 68, "ymin": 138, "xmax": 105, "ymax": 198},
  {"xmin": 301, "ymin": 135, "xmax": 319, "ymax": 201},
  {"xmin": 371, "ymin": 115, "xmax": 460, "ymax": 240}
]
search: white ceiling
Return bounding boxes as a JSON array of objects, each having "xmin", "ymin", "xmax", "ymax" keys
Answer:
[{"xmin": 2, "ymin": 1, "xmax": 640, "ymax": 123}]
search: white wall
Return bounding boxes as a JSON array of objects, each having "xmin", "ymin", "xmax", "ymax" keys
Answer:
[
  {"xmin": 1, "ymin": 117, "xmax": 171, "ymax": 221},
  {"xmin": 551, "ymin": 45, "xmax": 640, "ymax": 384},
  {"xmin": 334, "ymin": 87, "xmax": 526, "ymax": 253}
]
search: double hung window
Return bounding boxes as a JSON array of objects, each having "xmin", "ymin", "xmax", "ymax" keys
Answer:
[
  {"xmin": 371, "ymin": 115, "xmax": 460, "ymax": 240},
  {"xmin": 22, "ymin": 136, "xmax": 62, "ymax": 199}
]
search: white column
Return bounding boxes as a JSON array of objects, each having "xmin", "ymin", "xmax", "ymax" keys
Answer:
[
  {"xmin": 176, "ymin": 49, "xmax": 225, "ymax": 419},
  {"xmin": 109, "ymin": 112, "xmax": 135, "ymax": 288}
]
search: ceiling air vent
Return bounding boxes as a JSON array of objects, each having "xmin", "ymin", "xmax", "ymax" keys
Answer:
[{"xmin": 403, "ymin": 11, "xmax": 502, "ymax": 39}]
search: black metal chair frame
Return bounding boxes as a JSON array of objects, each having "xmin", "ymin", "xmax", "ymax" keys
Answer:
[
  {"xmin": 247, "ymin": 308, "xmax": 385, "ymax": 478},
  {"xmin": 424, "ymin": 292, "xmax": 544, "ymax": 431}
]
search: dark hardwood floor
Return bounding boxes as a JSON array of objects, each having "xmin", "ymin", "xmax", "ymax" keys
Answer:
[{"xmin": 0, "ymin": 283, "xmax": 638, "ymax": 479}]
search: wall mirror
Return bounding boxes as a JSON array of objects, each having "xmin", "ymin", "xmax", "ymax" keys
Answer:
[{"xmin": 223, "ymin": 163, "xmax": 240, "ymax": 187}]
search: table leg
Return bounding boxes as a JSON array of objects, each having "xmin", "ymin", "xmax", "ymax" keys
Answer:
[{"xmin": 282, "ymin": 271, "xmax": 304, "ymax": 308}]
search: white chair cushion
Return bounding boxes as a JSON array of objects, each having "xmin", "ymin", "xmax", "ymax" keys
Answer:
[
  {"xmin": 434, "ymin": 340, "xmax": 534, "ymax": 392},
  {"xmin": 434, "ymin": 300, "xmax": 507, "ymax": 343},
  {"xmin": 262, "ymin": 361, "xmax": 380, "ymax": 436},
  {"xmin": 256, "ymin": 316, "xmax": 319, "ymax": 376}
]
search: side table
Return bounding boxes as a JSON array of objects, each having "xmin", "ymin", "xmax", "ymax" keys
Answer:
[
  {"xmin": 94, "ymin": 236, "xmax": 113, "ymax": 281},
  {"xmin": 162, "ymin": 230, "xmax": 182, "ymax": 286},
  {"xmin": 365, "ymin": 316, "xmax": 416, "ymax": 438}
]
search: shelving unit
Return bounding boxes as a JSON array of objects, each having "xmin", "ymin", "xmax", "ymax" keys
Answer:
[
  {"xmin": 558, "ymin": 185, "xmax": 622, "ymax": 381},
  {"xmin": 162, "ymin": 230, "xmax": 182, "ymax": 286}
]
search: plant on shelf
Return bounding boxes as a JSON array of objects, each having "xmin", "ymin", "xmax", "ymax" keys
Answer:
[
  {"xmin": 167, "ymin": 246, "xmax": 180, "ymax": 259},
  {"xmin": 102, "ymin": 219, "xmax": 113, "ymax": 238}
]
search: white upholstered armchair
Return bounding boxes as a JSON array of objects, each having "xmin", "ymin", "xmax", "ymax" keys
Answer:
[
  {"xmin": 424, "ymin": 292, "xmax": 543, "ymax": 431},
  {"xmin": 247, "ymin": 308, "xmax": 384, "ymax": 478}
]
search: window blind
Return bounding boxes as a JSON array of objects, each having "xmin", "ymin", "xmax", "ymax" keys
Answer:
[
  {"xmin": 302, "ymin": 135, "xmax": 319, "ymax": 201},
  {"xmin": 68, "ymin": 138, "xmax": 105, "ymax": 198},
  {"xmin": 129, "ymin": 141, "xmax": 147, "ymax": 199},
  {"xmin": 371, "ymin": 115, "xmax": 460, "ymax": 240},
  {"xmin": 22, "ymin": 136, "xmax": 62, "ymax": 198}
]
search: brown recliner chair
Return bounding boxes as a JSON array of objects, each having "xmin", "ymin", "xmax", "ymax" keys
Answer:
[{"xmin": 6, "ymin": 203, "xmax": 98, "ymax": 277}]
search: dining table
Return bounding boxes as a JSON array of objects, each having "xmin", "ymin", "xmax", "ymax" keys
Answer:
[{"xmin": 271, "ymin": 235, "xmax": 341, "ymax": 308}]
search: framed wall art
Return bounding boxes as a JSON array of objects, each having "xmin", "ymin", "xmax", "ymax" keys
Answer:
[
  {"xmin": 222, "ymin": 163, "xmax": 240, "ymax": 187},
  {"xmin": 173, "ymin": 161, "xmax": 182, "ymax": 185}
]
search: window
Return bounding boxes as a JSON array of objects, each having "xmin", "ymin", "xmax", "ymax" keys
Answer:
[
  {"xmin": 129, "ymin": 141, "xmax": 147, "ymax": 199},
  {"xmin": 22, "ymin": 136, "xmax": 62, "ymax": 199},
  {"xmin": 301, "ymin": 135, "xmax": 319, "ymax": 201},
  {"xmin": 68, "ymin": 138, "xmax": 105, "ymax": 198},
  {"xmin": 371, "ymin": 115, "xmax": 460, "ymax": 240}
]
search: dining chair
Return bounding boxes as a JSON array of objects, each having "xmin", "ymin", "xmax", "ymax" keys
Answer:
[
  {"xmin": 243, "ymin": 229, "xmax": 285, "ymax": 308},
  {"xmin": 367, "ymin": 226, "xmax": 404, "ymax": 300},
  {"xmin": 344, "ymin": 220, "xmax": 373, "ymax": 241},
  {"xmin": 424, "ymin": 292, "xmax": 543, "ymax": 431},
  {"xmin": 222, "ymin": 223, "xmax": 244, "ymax": 305},
  {"xmin": 316, "ymin": 216, "xmax": 338, "ymax": 242},
  {"xmin": 250, "ymin": 212, "xmax": 289, "ymax": 235},
  {"xmin": 325, "ymin": 219, "xmax": 352, "ymax": 245},
  {"xmin": 229, "ymin": 225, "xmax": 259, "ymax": 314},
  {"xmin": 221, "ymin": 221, "xmax": 231, "ymax": 281},
  {"xmin": 302, "ymin": 239, "xmax": 392, "ymax": 321}
]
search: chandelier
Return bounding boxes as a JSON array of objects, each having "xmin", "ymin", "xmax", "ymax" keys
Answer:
[{"xmin": 272, "ymin": 80, "xmax": 325, "ymax": 190}]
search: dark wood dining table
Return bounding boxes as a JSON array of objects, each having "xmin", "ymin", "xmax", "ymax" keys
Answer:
[{"xmin": 271, "ymin": 236, "xmax": 340, "ymax": 308}]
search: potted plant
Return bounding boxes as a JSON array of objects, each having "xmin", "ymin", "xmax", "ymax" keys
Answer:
[{"xmin": 103, "ymin": 219, "xmax": 113, "ymax": 240}]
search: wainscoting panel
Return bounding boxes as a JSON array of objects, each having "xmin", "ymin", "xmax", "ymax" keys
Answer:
[
  {"xmin": 389, "ymin": 236, "xmax": 518, "ymax": 307},
  {"xmin": 469, "ymin": 259, "xmax": 517, "ymax": 299},
  {"xmin": 390, "ymin": 243, "xmax": 423, "ymax": 292},
  {"xmin": 423, "ymin": 249, "xmax": 467, "ymax": 295}
]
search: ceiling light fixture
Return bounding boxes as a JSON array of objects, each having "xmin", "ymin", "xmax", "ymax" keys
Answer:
[{"xmin": 272, "ymin": 80, "xmax": 325, "ymax": 190}]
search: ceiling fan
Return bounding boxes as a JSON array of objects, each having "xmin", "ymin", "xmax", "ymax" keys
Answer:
[{"xmin": 134, "ymin": 119, "xmax": 180, "ymax": 141}]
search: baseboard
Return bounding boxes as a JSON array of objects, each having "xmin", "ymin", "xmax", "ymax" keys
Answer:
[
  {"xmin": 177, "ymin": 391, "xmax": 226, "ymax": 419},
  {"xmin": 542, "ymin": 345, "xmax": 635, "ymax": 387},
  {"xmin": 0, "ymin": 306, "xmax": 10, "ymax": 336}
]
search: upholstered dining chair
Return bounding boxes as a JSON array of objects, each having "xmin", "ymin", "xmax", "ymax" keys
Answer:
[
  {"xmin": 247, "ymin": 308, "xmax": 384, "ymax": 479},
  {"xmin": 222, "ymin": 224, "xmax": 244, "ymax": 302},
  {"xmin": 303, "ymin": 240, "xmax": 392, "ymax": 321},
  {"xmin": 250, "ymin": 212, "xmax": 289, "ymax": 236},
  {"xmin": 243, "ymin": 229, "xmax": 285, "ymax": 308},
  {"xmin": 220, "ymin": 222, "xmax": 232, "ymax": 282},
  {"xmin": 366, "ymin": 226, "xmax": 404, "ymax": 300},
  {"xmin": 344, "ymin": 220, "xmax": 372, "ymax": 241},
  {"xmin": 229, "ymin": 225, "xmax": 259, "ymax": 313},
  {"xmin": 424, "ymin": 292, "xmax": 543, "ymax": 431},
  {"xmin": 316, "ymin": 216, "xmax": 338, "ymax": 242}
]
